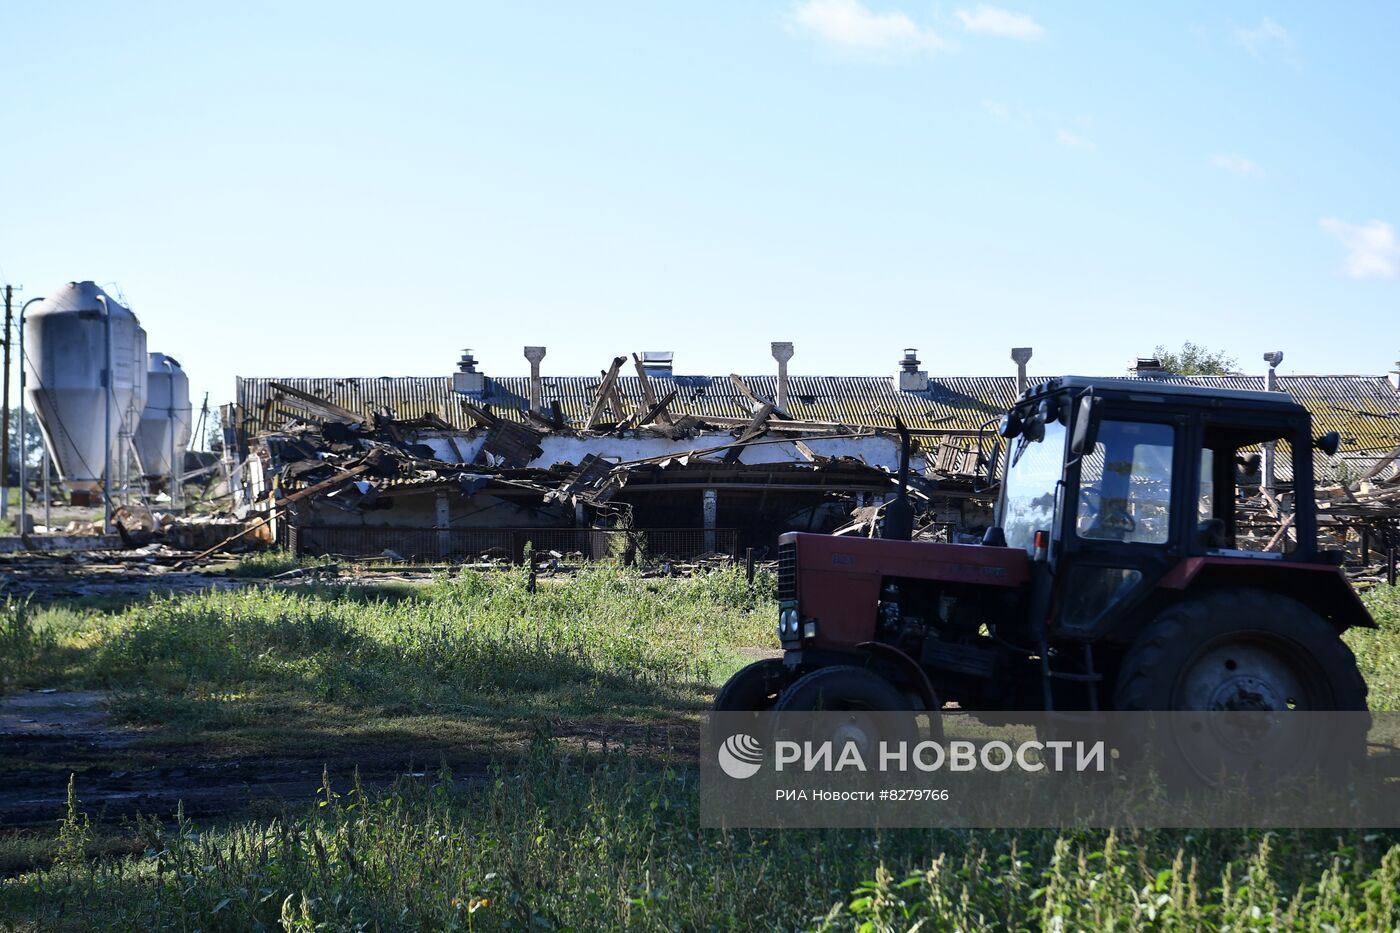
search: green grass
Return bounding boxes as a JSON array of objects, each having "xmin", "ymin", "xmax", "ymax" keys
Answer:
[
  {"xmin": 1353, "ymin": 583, "xmax": 1400, "ymax": 710},
  {"xmin": 228, "ymin": 548, "xmax": 336, "ymax": 578},
  {"xmin": 2, "ymin": 743, "xmax": 1398, "ymax": 930},
  {"xmin": 1, "ymin": 572, "xmax": 1397, "ymax": 930},
  {"xmin": 2, "ymin": 564, "xmax": 776, "ymax": 758}
]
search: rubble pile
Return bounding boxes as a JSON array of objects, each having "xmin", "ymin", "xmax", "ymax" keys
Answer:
[{"xmin": 235, "ymin": 370, "xmax": 944, "ymax": 564}]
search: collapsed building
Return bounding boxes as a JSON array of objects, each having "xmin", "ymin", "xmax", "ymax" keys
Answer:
[{"xmin": 221, "ymin": 346, "xmax": 1400, "ymax": 567}]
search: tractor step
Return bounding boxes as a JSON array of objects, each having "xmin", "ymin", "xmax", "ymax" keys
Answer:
[
  {"xmin": 920, "ymin": 639, "xmax": 998, "ymax": 680},
  {"xmin": 1045, "ymin": 670, "xmax": 1102, "ymax": 683}
]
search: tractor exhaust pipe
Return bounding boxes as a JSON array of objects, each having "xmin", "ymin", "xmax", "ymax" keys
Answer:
[{"xmin": 882, "ymin": 418, "xmax": 915, "ymax": 541}]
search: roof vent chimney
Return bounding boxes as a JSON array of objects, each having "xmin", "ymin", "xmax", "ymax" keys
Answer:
[
  {"xmin": 1262, "ymin": 351, "xmax": 1283, "ymax": 392},
  {"xmin": 1390, "ymin": 359, "xmax": 1400, "ymax": 392},
  {"xmin": 1010, "ymin": 347, "xmax": 1033, "ymax": 394},
  {"xmin": 771, "ymin": 341, "xmax": 794, "ymax": 411},
  {"xmin": 897, "ymin": 348, "xmax": 928, "ymax": 392},
  {"xmin": 452, "ymin": 348, "xmax": 486, "ymax": 395},
  {"xmin": 640, "ymin": 351, "xmax": 673, "ymax": 379},
  {"xmin": 1132, "ymin": 357, "xmax": 1165, "ymax": 377},
  {"xmin": 524, "ymin": 346, "xmax": 547, "ymax": 413}
]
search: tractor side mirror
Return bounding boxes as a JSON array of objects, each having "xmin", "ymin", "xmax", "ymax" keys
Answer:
[
  {"xmin": 1313, "ymin": 431, "xmax": 1341, "ymax": 457},
  {"xmin": 1070, "ymin": 395, "xmax": 1101, "ymax": 455}
]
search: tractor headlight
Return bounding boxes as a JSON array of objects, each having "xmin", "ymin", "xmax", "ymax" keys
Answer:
[{"xmin": 777, "ymin": 608, "xmax": 799, "ymax": 639}]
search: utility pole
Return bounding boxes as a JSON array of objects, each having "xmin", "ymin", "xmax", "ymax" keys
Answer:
[{"xmin": 1, "ymin": 285, "xmax": 12, "ymax": 520}]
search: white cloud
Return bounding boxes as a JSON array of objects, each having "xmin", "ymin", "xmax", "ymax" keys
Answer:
[
  {"xmin": 1236, "ymin": 17, "xmax": 1292, "ymax": 58},
  {"xmin": 955, "ymin": 6, "xmax": 1043, "ymax": 39},
  {"xmin": 792, "ymin": 0, "xmax": 946, "ymax": 51},
  {"xmin": 1056, "ymin": 129, "xmax": 1095, "ymax": 151},
  {"xmin": 1320, "ymin": 218, "xmax": 1400, "ymax": 280},
  {"xmin": 1211, "ymin": 153, "xmax": 1261, "ymax": 175},
  {"xmin": 981, "ymin": 99, "xmax": 1010, "ymax": 119}
]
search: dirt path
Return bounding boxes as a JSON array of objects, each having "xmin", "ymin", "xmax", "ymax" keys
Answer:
[{"xmin": 0, "ymin": 691, "xmax": 490, "ymax": 828}]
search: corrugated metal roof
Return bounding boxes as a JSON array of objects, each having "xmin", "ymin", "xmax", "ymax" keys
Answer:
[
  {"xmin": 236, "ymin": 374, "xmax": 1024, "ymax": 434},
  {"xmin": 1124, "ymin": 374, "xmax": 1400, "ymax": 476},
  {"xmin": 236, "ymin": 373, "xmax": 1399, "ymax": 476}
]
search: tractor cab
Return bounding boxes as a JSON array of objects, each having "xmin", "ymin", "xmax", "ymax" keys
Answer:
[{"xmin": 994, "ymin": 376, "xmax": 1353, "ymax": 645}]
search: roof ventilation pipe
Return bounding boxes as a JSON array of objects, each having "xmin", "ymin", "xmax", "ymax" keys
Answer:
[
  {"xmin": 1132, "ymin": 357, "xmax": 1165, "ymax": 377},
  {"xmin": 524, "ymin": 346, "xmax": 547, "ymax": 414},
  {"xmin": 639, "ymin": 351, "xmax": 673, "ymax": 379},
  {"xmin": 897, "ymin": 348, "xmax": 928, "ymax": 392},
  {"xmin": 770, "ymin": 342, "xmax": 794, "ymax": 411},
  {"xmin": 1011, "ymin": 347, "xmax": 1033, "ymax": 395},
  {"xmin": 1262, "ymin": 351, "xmax": 1284, "ymax": 493},
  {"xmin": 452, "ymin": 349, "xmax": 485, "ymax": 395}
]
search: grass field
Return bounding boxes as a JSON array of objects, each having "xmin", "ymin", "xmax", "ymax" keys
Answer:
[{"xmin": 1, "ymin": 563, "xmax": 1398, "ymax": 930}]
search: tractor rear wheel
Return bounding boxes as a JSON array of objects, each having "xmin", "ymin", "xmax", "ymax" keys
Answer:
[
  {"xmin": 1113, "ymin": 587, "xmax": 1368, "ymax": 783},
  {"xmin": 713, "ymin": 658, "xmax": 788, "ymax": 712}
]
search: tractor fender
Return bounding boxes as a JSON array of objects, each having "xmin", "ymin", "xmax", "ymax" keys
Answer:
[
  {"xmin": 857, "ymin": 641, "xmax": 941, "ymax": 711},
  {"xmin": 1157, "ymin": 557, "xmax": 1376, "ymax": 631}
]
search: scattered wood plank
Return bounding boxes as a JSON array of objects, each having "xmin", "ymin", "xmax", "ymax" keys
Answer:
[
  {"xmin": 639, "ymin": 388, "xmax": 678, "ymax": 427},
  {"xmin": 1265, "ymin": 512, "xmax": 1296, "ymax": 552},
  {"xmin": 177, "ymin": 464, "xmax": 372, "ymax": 566},
  {"xmin": 459, "ymin": 401, "xmax": 499, "ymax": 428},
  {"xmin": 605, "ymin": 379, "xmax": 630, "ymax": 427},
  {"xmin": 729, "ymin": 374, "xmax": 792, "ymax": 420},
  {"xmin": 586, "ymin": 357, "xmax": 627, "ymax": 429},
  {"xmin": 723, "ymin": 404, "xmax": 774, "ymax": 463},
  {"xmin": 1362, "ymin": 441, "xmax": 1400, "ymax": 482},
  {"xmin": 268, "ymin": 381, "xmax": 365, "ymax": 424},
  {"xmin": 633, "ymin": 354, "xmax": 673, "ymax": 427}
]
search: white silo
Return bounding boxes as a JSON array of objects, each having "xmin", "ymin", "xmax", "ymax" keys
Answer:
[
  {"xmin": 23, "ymin": 281, "xmax": 148, "ymax": 494},
  {"xmin": 134, "ymin": 353, "xmax": 193, "ymax": 498}
]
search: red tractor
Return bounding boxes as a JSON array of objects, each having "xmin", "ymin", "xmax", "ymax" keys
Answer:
[{"xmin": 716, "ymin": 377, "xmax": 1372, "ymax": 741}]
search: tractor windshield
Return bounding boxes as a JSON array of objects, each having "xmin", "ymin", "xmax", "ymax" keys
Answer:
[{"xmin": 1001, "ymin": 416, "xmax": 1067, "ymax": 553}]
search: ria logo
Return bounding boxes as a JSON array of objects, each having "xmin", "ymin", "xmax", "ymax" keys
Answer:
[{"xmin": 717, "ymin": 733, "xmax": 764, "ymax": 779}]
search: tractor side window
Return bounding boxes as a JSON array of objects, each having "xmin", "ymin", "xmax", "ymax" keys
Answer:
[
  {"xmin": 1076, "ymin": 421, "xmax": 1174, "ymax": 545},
  {"xmin": 1198, "ymin": 448, "xmax": 1214, "ymax": 522}
]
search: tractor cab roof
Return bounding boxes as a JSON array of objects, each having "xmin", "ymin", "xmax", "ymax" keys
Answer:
[{"xmin": 1019, "ymin": 375, "xmax": 1310, "ymax": 415}]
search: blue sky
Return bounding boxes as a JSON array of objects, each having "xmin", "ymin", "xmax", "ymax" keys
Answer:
[{"xmin": 2, "ymin": 2, "xmax": 1397, "ymax": 410}]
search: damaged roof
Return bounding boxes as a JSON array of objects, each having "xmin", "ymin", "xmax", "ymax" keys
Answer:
[
  {"xmin": 238, "ymin": 372, "xmax": 1398, "ymax": 468},
  {"xmin": 238, "ymin": 374, "xmax": 1026, "ymax": 433}
]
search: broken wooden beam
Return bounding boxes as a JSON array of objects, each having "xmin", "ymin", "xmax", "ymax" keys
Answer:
[
  {"xmin": 267, "ymin": 381, "xmax": 366, "ymax": 425},
  {"xmin": 639, "ymin": 388, "xmax": 678, "ymax": 427},
  {"xmin": 586, "ymin": 357, "xmax": 627, "ymax": 430},
  {"xmin": 178, "ymin": 464, "xmax": 373, "ymax": 566},
  {"xmin": 633, "ymin": 353, "xmax": 673, "ymax": 426},
  {"xmin": 723, "ymin": 404, "xmax": 774, "ymax": 463}
]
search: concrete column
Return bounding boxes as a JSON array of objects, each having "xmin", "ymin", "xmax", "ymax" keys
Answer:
[
  {"xmin": 435, "ymin": 491, "xmax": 451, "ymax": 558},
  {"xmin": 702, "ymin": 488, "xmax": 718, "ymax": 553}
]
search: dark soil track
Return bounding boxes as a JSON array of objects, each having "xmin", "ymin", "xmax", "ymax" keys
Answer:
[{"xmin": 0, "ymin": 691, "xmax": 489, "ymax": 828}]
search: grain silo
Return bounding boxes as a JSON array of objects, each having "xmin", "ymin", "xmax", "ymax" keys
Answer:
[
  {"xmin": 23, "ymin": 281, "xmax": 148, "ymax": 495},
  {"xmin": 134, "ymin": 352, "xmax": 193, "ymax": 499}
]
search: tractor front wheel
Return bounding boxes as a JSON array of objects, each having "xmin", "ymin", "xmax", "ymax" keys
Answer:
[
  {"xmin": 713, "ymin": 658, "xmax": 789, "ymax": 713},
  {"xmin": 774, "ymin": 665, "xmax": 919, "ymax": 759}
]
